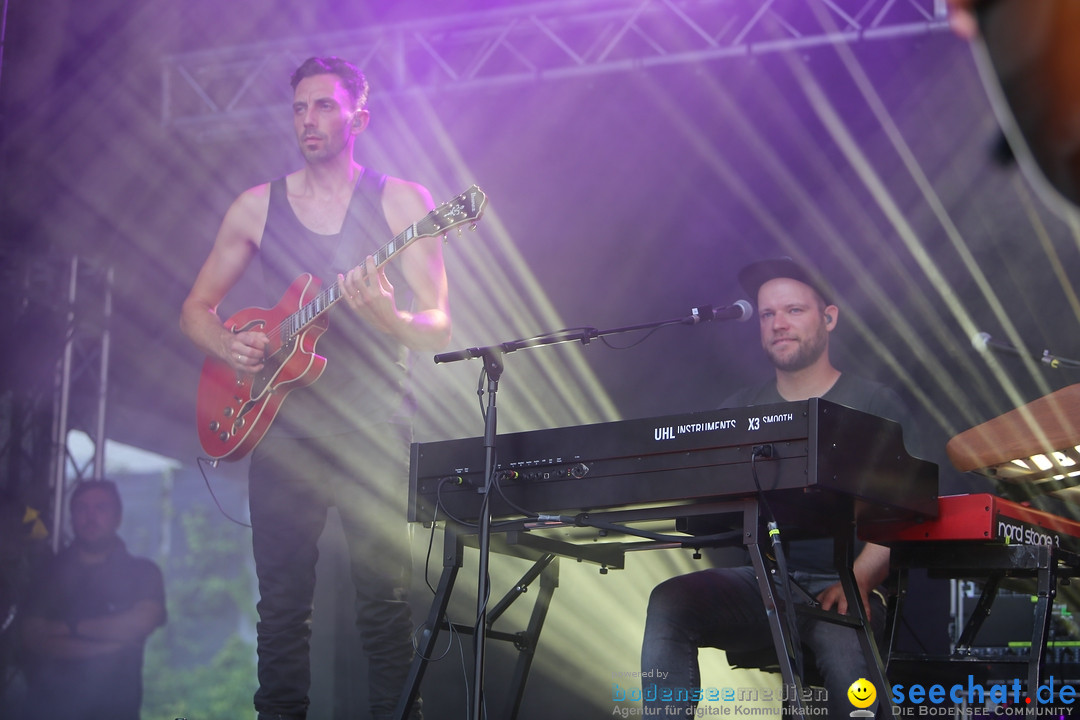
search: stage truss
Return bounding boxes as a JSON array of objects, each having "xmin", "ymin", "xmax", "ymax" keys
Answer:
[
  {"xmin": 0, "ymin": 254, "xmax": 112, "ymax": 548},
  {"xmin": 162, "ymin": 0, "xmax": 950, "ymax": 140}
]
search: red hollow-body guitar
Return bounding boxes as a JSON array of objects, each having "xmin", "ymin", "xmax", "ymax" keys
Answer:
[{"xmin": 195, "ymin": 185, "xmax": 487, "ymax": 461}]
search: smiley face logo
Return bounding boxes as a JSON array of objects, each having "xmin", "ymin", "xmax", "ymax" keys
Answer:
[{"xmin": 847, "ymin": 678, "xmax": 877, "ymax": 709}]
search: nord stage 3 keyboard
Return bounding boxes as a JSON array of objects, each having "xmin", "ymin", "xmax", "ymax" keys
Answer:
[{"xmin": 408, "ymin": 398, "xmax": 938, "ymax": 527}]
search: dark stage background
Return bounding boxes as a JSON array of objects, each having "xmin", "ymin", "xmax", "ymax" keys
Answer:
[{"xmin": 2, "ymin": 0, "xmax": 1078, "ymax": 718}]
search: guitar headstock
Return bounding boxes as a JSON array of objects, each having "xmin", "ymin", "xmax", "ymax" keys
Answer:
[{"xmin": 417, "ymin": 185, "xmax": 487, "ymax": 239}]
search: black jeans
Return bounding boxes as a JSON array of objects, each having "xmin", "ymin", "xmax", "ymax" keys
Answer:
[{"xmin": 249, "ymin": 424, "xmax": 420, "ymax": 719}]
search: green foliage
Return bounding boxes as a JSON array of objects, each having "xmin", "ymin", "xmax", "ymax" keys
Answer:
[
  {"xmin": 143, "ymin": 633, "xmax": 256, "ymax": 719},
  {"xmin": 141, "ymin": 504, "xmax": 256, "ymax": 718}
]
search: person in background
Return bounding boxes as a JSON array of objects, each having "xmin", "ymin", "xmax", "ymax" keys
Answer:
[{"xmin": 20, "ymin": 480, "xmax": 166, "ymax": 720}]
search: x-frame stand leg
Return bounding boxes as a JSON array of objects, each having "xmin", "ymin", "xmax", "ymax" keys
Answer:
[
  {"xmin": 743, "ymin": 498, "xmax": 894, "ymax": 720},
  {"xmin": 392, "ymin": 523, "xmax": 559, "ymax": 720},
  {"xmin": 832, "ymin": 524, "xmax": 895, "ymax": 718},
  {"xmin": 888, "ymin": 543, "xmax": 1072, "ymax": 698},
  {"xmin": 393, "ymin": 524, "xmax": 463, "ymax": 720},
  {"xmin": 951, "ymin": 546, "xmax": 1057, "ymax": 695},
  {"xmin": 743, "ymin": 500, "xmax": 809, "ymax": 720},
  {"xmin": 484, "ymin": 552, "xmax": 559, "ymax": 718}
]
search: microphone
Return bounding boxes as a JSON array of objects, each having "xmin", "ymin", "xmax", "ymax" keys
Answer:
[
  {"xmin": 971, "ymin": 331, "xmax": 1077, "ymax": 369},
  {"xmin": 688, "ymin": 299, "xmax": 753, "ymax": 324},
  {"xmin": 971, "ymin": 331, "xmax": 1013, "ymax": 355}
]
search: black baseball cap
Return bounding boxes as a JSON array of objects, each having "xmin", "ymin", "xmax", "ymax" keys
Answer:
[{"xmin": 737, "ymin": 257, "xmax": 833, "ymax": 306}]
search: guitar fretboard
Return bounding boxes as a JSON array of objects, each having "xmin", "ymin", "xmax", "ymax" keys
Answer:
[{"xmin": 265, "ymin": 184, "xmax": 484, "ymax": 354}]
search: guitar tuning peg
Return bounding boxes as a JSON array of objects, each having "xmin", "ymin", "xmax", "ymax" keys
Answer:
[
  {"xmin": 456, "ymin": 227, "xmax": 463, "ymax": 236},
  {"xmin": 469, "ymin": 223, "xmax": 477, "ymax": 231}
]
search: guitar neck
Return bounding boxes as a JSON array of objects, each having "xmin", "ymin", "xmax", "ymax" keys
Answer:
[
  {"xmin": 284, "ymin": 224, "xmax": 418, "ymax": 339},
  {"xmin": 276, "ymin": 183, "xmax": 486, "ymax": 348}
]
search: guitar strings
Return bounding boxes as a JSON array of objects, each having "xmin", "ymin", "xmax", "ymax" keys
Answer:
[{"xmin": 252, "ymin": 191, "xmax": 478, "ymax": 360}]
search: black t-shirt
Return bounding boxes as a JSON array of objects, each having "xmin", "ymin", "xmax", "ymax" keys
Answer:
[
  {"xmin": 722, "ymin": 373, "xmax": 922, "ymax": 573},
  {"xmin": 21, "ymin": 540, "xmax": 166, "ymax": 720}
]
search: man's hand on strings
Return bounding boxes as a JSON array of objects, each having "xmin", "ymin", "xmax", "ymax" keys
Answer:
[{"xmin": 341, "ymin": 255, "xmax": 401, "ymax": 335}]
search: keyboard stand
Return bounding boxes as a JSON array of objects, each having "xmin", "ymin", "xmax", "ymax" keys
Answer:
[{"xmin": 394, "ymin": 497, "xmax": 894, "ymax": 720}]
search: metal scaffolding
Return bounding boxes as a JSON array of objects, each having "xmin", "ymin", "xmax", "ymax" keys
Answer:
[
  {"xmin": 48, "ymin": 257, "xmax": 113, "ymax": 551},
  {"xmin": 0, "ymin": 253, "xmax": 112, "ymax": 548},
  {"xmin": 162, "ymin": 0, "xmax": 950, "ymax": 139}
]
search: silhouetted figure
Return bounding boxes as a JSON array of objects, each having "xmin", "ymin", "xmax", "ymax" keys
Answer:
[{"xmin": 20, "ymin": 480, "xmax": 165, "ymax": 720}]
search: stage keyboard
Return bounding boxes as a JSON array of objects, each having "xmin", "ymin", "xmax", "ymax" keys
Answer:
[
  {"xmin": 408, "ymin": 398, "xmax": 938, "ymax": 525},
  {"xmin": 861, "ymin": 493, "xmax": 1080, "ymax": 553}
]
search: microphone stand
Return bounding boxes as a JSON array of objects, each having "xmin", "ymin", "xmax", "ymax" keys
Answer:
[
  {"xmin": 974, "ymin": 332, "xmax": 1080, "ymax": 370},
  {"xmin": 470, "ymin": 347, "xmax": 502, "ymax": 720},
  {"xmin": 431, "ymin": 303, "xmax": 748, "ymax": 720}
]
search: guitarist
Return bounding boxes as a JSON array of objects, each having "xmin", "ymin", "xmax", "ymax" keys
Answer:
[{"xmin": 179, "ymin": 56, "xmax": 450, "ymax": 720}]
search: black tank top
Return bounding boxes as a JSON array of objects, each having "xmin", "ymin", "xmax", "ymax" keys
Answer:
[{"xmin": 257, "ymin": 168, "xmax": 414, "ymax": 438}]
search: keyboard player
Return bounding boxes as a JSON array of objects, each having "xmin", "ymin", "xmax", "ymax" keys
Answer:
[{"xmin": 640, "ymin": 257, "xmax": 922, "ymax": 719}]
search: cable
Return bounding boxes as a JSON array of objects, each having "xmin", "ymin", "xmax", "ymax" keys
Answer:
[
  {"xmin": 749, "ymin": 445, "xmax": 804, "ymax": 679},
  {"xmin": 422, "ymin": 507, "xmax": 442, "ymax": 596},
  {"xmin": 434, "ymin": 477, "xmax": 477, "ymax": 527},
  {"xmin": 476, "ymin": 365, "xmax": 488, "ymax": 420},
  {"xmin": 471, "ymin": 581, "xmax": 490, "ymax": 717},
  {"xmin": 597, "ymin": 320, "xmax": 683, "ymax": 350},
  {"xmin": 195, "ymin": 457, "xmax": 251, "ymax": 528},
  {"xmin": 490, "ymin": 472, "xmax": 539, "ymax": 520},
  {"xmin": 433, "ymin": 476, "xmax": 532, "ymax": 530},
  {"xmin": 416, "ymin": 508, "xmax": 471, "ymax": 718},
  {"xmin": 749, "ymin": 444, "xmax": 778, "ymax": 520}
]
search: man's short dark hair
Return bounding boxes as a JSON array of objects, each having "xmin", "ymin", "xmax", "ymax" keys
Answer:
[
  {"xmin": 737, "ymin": 256, "xmax": 833, "ymax": 308},
  {"xmin": 290, "ymin": 56, "xmax": 370, "ymax": 111},
  {"xmin": 70, "ymin": 480, "xmax": 123, "ymax": 518}
]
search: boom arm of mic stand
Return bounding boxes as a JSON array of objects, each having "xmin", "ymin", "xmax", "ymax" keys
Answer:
[
  {"xmin": 434, "ymin": 328, "xmax": 601, "ymax": 364},
  {"xmin": 1041, "ymin": 350, "xmax": 1080, "ymax": 369},
  {"xmin": 433, "ymin": 310, "xmax": 707, "ymax": 365}
]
